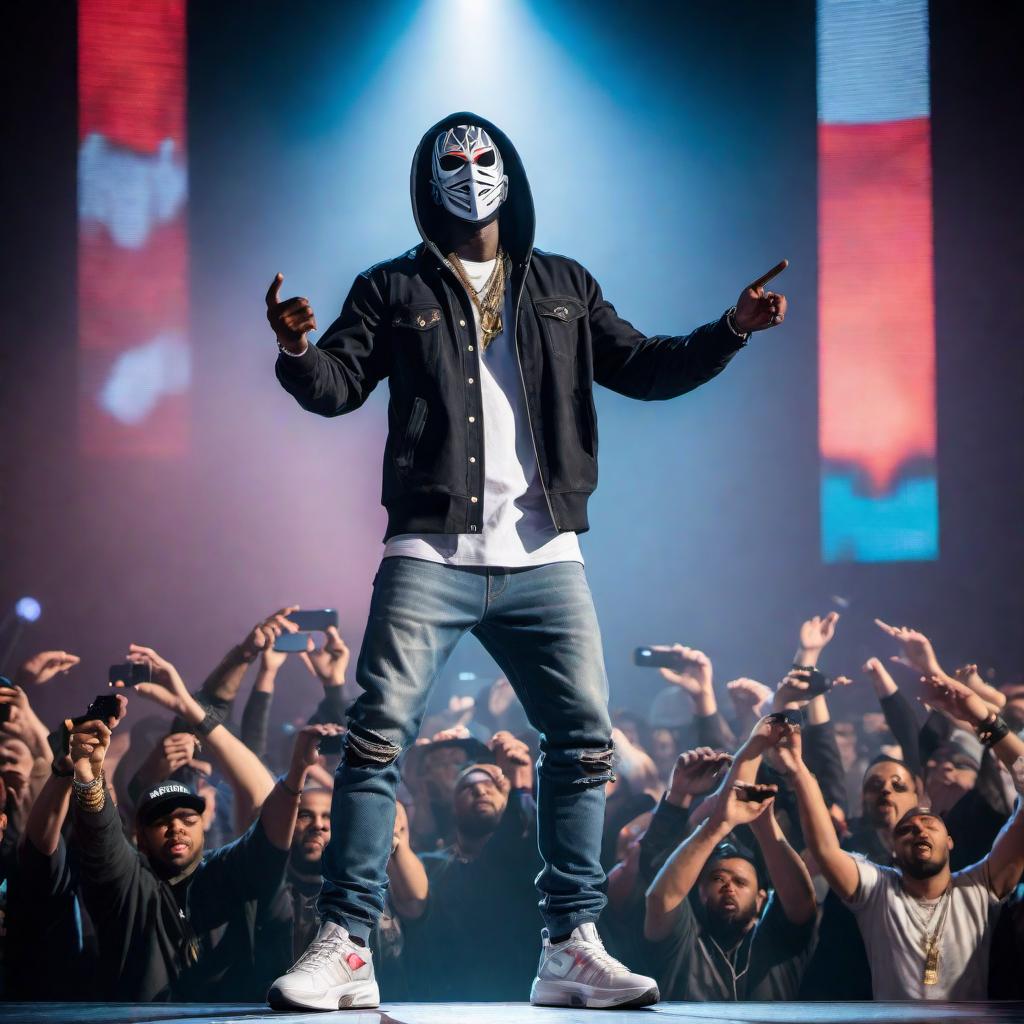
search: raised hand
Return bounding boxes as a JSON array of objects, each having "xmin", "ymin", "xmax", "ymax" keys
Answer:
[
  {"xmin": 292, "ymin": 723, "xmax": 345, "ymax": 771},
  {"xmin": 0, "ymin": 685, "xmax": 51, "ymax": 757},
  {"xmin": 490, "ymin": 729, "xmax": 533, "ymax": 790},
  {"xmin": 952, "ymin": 663, "xmax": 1006, "ymax": 713},
  {"xmin": 67, "ymin": 706, "xmax": 125, "ymax": 783},
  {"xmin": 242, "ymin": 606, "xmax": 302, "ymax": 660},
  {"xmin": 658, "ymin": 645, "xmax": 713, "ymax": 696},
  {"xmin": 727, "ymin": 678, "xmax": 773, "ymax": 717},
  {"xmin": 15, "ymin": 650, "xmax": 81, "ymax": 687},
  {"xmin": 771, "ymin": 668, "xmax": 851, "ymax": 710},
  {"xmin": 863, "ymin": 656, "xmax": 898, "ymax": 698},
  {"xmin": 767, "ymin": 718, "xmax": 804, "ymax": 776},
  {"xmin": 714, "ymin": 781, "xmax": 778, "ymax": 826},
  {"xmin": 118, "ymin": 644, "xmax": 192, "ymax": 717},
  {"xmin": 300, "ymin": 625, "xmax": 350, "ymax": 688},
  {"xmin": 667, "ymin": 747, "xmax": 733, "ymax": 806},
  {"xmin": 266, "ymin": 273, "xmax": 317, "ymax": 355},
  {"xmin": 917, "ymin": 673, "xmax": 991, "ymax": 728},
  {"xmin": 733, "ymin": 259, "xmax": 788, "ymax": 333},
  {"xmin": 798, "ymin": 612, "xmax": 840, "ymax": 656},
  {"xmin": 874, "ymin": 619, "xmax": 943, "ymax": 677}
]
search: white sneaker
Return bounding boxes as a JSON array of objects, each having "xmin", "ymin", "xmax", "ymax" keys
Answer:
[
  {"xmin": 267, "ymin": 920, "xmax": 380, "ymax": 1011},
  {"xmin": 530, "ymin": 922, "xmax": 659, "ymax": 1009}
]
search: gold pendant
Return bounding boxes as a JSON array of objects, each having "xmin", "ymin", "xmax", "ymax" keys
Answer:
[
  {"xmin": 923, "ymin": 944, "xmax": 939, "ymax": 985},
  {"xmin": 480, "ymin": 312, "xmax": 502, "ymax": 348}
]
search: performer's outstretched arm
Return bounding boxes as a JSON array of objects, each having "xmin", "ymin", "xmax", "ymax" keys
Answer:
[{"xmin": 586, "ymin": 260, "xmax": 787, "ymax": 401}]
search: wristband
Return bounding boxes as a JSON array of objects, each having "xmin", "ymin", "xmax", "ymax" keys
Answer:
[
  {"xmin": 976, "ymin": 714, "xmax": 1010, "ymax": 748},
  {"xmin": 725, "ymin": 306, "xmax": 750, "ymax": 339},
  {"xmin": 277, "ymin": 774, "xmax": 302, "ymax": 797},
  {"xmin": 194, "ymin": 710, "xmax": 218, "ymax": 737}
]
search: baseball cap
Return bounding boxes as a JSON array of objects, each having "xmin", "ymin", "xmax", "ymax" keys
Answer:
[{"xmin": 136, "ymin": 780, "xmax": 206, "ymax": 826}]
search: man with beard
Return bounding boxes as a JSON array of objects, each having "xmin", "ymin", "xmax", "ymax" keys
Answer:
[
  {"xmin": 286, "ymin": 787, "xmax": 333, "ymax": 957},
  {"xmin": 68, "ymin": 698, "xmax": 339, "ymax": 1001},
  {"xmin": 644, "ymin": 717, "xmax": 817, "ymax": 1000},
  {"xmin": 777, "ymin": 688, "xmax": 1024, "ymax": 1000},
  {"xmin": 398, "ymin": 732, "xmax": 543, "ymax": 1001},
  {"xmin": 268, "ymin": 111, "xmax": 788, "ymax": 1010},
  {"xmin": 800, "ymin": 755, "xmax": 922, "ymax": 999}
]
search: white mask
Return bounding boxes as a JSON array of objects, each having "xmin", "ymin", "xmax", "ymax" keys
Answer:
[{"xmin": 430, "ymin": 124, "xmax": 508, "ymax": 223}]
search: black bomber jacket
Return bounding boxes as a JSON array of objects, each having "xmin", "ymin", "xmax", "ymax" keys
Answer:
[{"xmin": 276, "ymin": 111, "xmax": 747, "ymax": 541}]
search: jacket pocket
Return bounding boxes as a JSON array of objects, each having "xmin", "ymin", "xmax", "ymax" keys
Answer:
[
  {"xmin": 534, "ymin": 296, "xmax": 586, "ymax": 324},
  {"xmin": 395, "ymin": 397, "xmax": 428, "ymax": 471},
  {"xmin": 535, "ymin": 295, "xmax": 586, "ymax": 364},
  {"xmin": 573, "ymin": 389, "xmax": 598, "ymax": 459},
  {"xmin": 391, "ymin": 304, "xmax": 443, "ymax": 331}
]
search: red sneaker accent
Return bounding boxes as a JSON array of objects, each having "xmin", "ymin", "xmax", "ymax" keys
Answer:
[{"xmin": 346, "ymin": 952, "xmax": 367, "ymax": 971}]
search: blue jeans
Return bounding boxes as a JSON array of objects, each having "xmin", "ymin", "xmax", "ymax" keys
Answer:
[{"xmin": 318, "ymin": 556, "xmax": 615, "ymax": 942}]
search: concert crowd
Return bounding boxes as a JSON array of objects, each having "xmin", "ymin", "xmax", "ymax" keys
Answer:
[{"xmin": 0, "ymin": 607, "xmax": 1021, "ymax": 1004}]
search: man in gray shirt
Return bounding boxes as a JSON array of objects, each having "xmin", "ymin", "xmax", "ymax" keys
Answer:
[{"xmin": 776, "ymin": 674, "xmax": 1024, "ymax": 1000}]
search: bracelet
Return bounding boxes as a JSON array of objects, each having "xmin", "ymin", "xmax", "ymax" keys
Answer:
[
  {"xmin": 277, "ymin": 774, "xmax": 302, "ymax": 797},
  {"xmin": 725, "ymin": 306, "xmax": 750, "ymax": 339},
  {"xmin": 72, "ymin": 773, "xmax": 104, "ymax": 792},
  {"xmin": 194, "ymin": 710, "xmax": 218, "ymax": 737},
  {"xmin": 73, "ymin": 771, "xmax": 106, "ymax": 813},
  {"xmin": 976, "ymin": 714, "xmax": 1010, "ymax": 748}
]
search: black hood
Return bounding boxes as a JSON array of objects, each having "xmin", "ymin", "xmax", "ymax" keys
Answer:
[{"xmin": 410, "ymin": 111, "xmax": 535, "ymax": 266}]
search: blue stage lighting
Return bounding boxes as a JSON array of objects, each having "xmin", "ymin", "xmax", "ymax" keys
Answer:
[{"xmin": 15, "ymin": 597, "xmax": 42, "ymax": 623}]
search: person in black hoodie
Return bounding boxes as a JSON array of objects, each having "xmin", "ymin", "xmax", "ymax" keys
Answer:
[{"xmin": 267, "ymin": 112, "xmax": 789, "ymax": 1011}]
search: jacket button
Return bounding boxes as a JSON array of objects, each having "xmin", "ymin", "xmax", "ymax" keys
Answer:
[
  {"xmin": 468, "ymin": 345, "xmax": 474, "ymax": 352},
  {"xmin": 468, "ymin": 416, "xmax": 475, "ymax": 423},
  {"xmin": 469, "ymin": 456, "xmax": 476, "ymax": 463},
  {"xmin": 459, "ymin": 319, "xmax": 466, "ymax": 327},
  {"xmin": 471, "ymin": 496, "xmax": 478, "ymax": 503},
  {"xmin": 467, "ymin": 377, "xmax": 474, "ymax": 385}
]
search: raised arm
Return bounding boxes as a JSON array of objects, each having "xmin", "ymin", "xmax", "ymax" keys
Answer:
[
  {"xmin": 588, "ymin": 261, "xmax": 786, "ymax": 401},
  {"xmin": 771, "ymin": 721, "xmax": 861, "ymax": 903},
  {"xmin": 303, "ymin": 626, "xmax": 355, "ymax": 725},
  {"xmin": 748, "ymin": 801, "xmax": 817, "ymax": 925},
  {"xmin": 24, "ymin": 765, "xmax": 72, "ymax": 857},
  {"xmin": 258, "ymin": 724, "xmax": 343, "ymax": 850},
  {"xmin": 645, "ymin": 779, "xmax": 777, "ymax": 941},
  {"xmin": 272, "ymin": 270, "xmax": 390, "ymax": 417},
  {"xmin": 657, "ymin": 645, "xmax": 736, "ymax": 751},
  {"xmin": 917, "ymin": 674, "xmax": 1024, "ymax": 773},
  {"xmin": 985, "ymin": 778, "xmax": 1024, "ymax": 898},
  {"xmin": 124, "ymin": 644, "xmax": 276, "ymax": 829},
  {"xmin": 388, "ymin": 799, "xmax": 428, "ymax": 920},
  {"xmin": 864, "ymin": 657, "xmax": 922, "ymax": 773}
]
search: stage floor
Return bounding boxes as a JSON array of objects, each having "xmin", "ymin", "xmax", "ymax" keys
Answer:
[{"xmin": 3, "ymin": 1004, "xmax": 1024, "ymax": 1024}]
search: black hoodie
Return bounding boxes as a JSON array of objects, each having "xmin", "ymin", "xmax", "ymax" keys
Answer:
[{"xmin": 276, "ymin": 111, "xmax": 747, "ymax": 540}]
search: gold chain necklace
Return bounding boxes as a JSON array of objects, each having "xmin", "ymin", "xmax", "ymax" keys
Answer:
[
  {"xmin": 903, "ymin": 885, "xmax": 952, "ymax": 986},
  {"xmin": 445, "ymin": 246, "xmax": 507, "ymax": 349}
]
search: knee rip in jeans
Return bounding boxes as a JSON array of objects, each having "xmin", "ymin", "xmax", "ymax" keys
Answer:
[
  {"xmin": 344, "ymin": 725, "xmax": 402, "ymax": 768},
  {"xmin": 541, "ymin": 746, "xmax": 616, "ymax": 787}
]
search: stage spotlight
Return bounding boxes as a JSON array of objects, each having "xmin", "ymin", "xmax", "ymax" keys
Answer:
[{"xmin": 15, "ymin": 597, "xmax": 42, "ymax": 623}]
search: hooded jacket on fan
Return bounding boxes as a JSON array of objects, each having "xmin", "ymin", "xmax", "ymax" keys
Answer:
[{"xmin": 276, "ymin": 111, "xmax": 747, "ymax": 541}]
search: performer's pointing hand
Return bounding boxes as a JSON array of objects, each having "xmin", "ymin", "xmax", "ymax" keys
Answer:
[
  {"xmin": 266, "ymin": 272, "xmax": 317, "ymax": 355},
  {"xmin": 733, "ymin": 258, "xmax": 789, "ymax": 333}
]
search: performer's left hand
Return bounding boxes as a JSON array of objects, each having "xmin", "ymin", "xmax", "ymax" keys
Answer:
[{"xmin": 734, "ymin": 258, "xmax": 788, "ymax": 332}]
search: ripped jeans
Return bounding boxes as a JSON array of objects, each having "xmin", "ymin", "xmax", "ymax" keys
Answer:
[{"xmin": 318, "ymin": 556, "xmax": 614, "ymax": 942}]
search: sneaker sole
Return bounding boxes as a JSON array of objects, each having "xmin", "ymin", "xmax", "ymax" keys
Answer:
[
  {"xmin": 267, "ymin": 980, "xmax": 380, "ymax": 1012},
  {"xmin": 530, "ymin": 978, "xmax": 660, "ymax": 1009}
]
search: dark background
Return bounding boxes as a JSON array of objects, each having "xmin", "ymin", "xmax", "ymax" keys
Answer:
[{"xmin": 2, "ymin": 1, "xmax": 1022, "ymax": 733}]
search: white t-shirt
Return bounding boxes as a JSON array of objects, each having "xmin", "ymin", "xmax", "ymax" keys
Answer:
[
  {"xmin": 845, "ymin": 854, "xmax": 1003, "ymax": 1000},
  {"xmin": 383, "ymin": 257, "xmax": 583, "ymax": 568}
]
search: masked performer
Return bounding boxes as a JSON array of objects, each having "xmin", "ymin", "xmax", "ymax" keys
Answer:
[{"xmin": 266, "ymin": 113, "xmax": 787, "ymax": 1010}]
